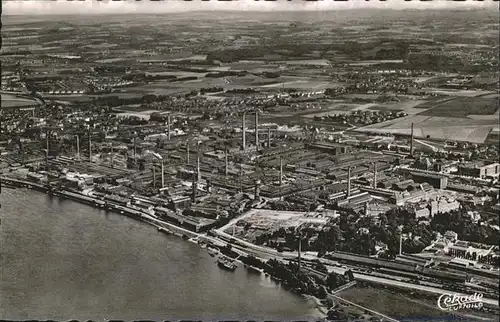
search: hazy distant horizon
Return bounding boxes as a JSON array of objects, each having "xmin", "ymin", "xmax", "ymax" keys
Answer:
[{"xmin": 3, "ymin": 0, "xmax": 496, "ymax": 16}]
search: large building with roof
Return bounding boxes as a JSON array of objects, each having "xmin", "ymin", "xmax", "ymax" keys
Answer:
[{"xmin": 458, "ymin": 161, "xmax": 500, "ymax": 179}]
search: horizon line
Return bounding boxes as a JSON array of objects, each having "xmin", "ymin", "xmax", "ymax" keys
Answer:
[
  {"xmin": 3, "ymin": 7, "xmax": 495, "ymax": 16},
  {"xmin": 3, "ymin": 0, "xmax": 496, "ymax": 16}
]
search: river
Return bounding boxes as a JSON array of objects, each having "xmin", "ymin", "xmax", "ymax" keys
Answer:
[{"xmin": 0, "ymin": 188, "xmax": 322, "ymax": 320}]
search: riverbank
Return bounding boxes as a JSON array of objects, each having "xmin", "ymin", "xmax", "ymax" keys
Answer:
[
  {"xmin": 303, "ymin": 294, "xmax": 330, "ymax": 316},
  {"xmin": 1, "ymin": 188, "xmax": 324, "ymax": 321},
  {"xmin": 1, "ymin": 178, "xmax": 329, "ymax": 318}
]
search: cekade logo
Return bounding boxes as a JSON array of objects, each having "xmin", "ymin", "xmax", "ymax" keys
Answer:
[{"xmin": 437, "ymin": 292, "xmax": 484, "ymax": 311}]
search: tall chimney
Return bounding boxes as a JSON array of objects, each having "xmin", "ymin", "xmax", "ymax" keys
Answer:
[
  {"xmin": 110, "ymin": 145, "xmax": 114, "ymax": 168},
  {"xmin": 161, "ymin": 159, "xmax": 165, "ymax": 189},
  {"xmin": 76, "ymin": 135, "xmax": 80, "ymax": 160},
  {"xmin": 242, "ymin": 113, "xmax": 246, "ymax": 151},
  {"xmin": 239, "ymin": 162, "xmax": 243, "ymax": 192},
  {"xmin": 225, "ymin": 147, "xmax": 228, "ymax": 176},
  {"xmin": 197, "ymin": 156, "xmax": 201, "ymax": 181},
  {"xmin": 187, "ymin": 144, "xmax": 190, "ymax": 164},
  {"xmin": 267, "ymin": 127, "xmax": 271, "ymax": 148},
  {"xmin": 88, "ymin": 130, "xmax": 92, "ymax": 162},
  {"xmin": 347, "ymin": 166, "xmax": 352, "ymax": 198},
  {"xmin": 410, "ymin": 123, "xmax": 414, "ymax": 156},
  {"xmin": 399, "ymin": 234, "xmax": 403, "ymax": 255},
  {"xmin": 153, "ymin": 165, "xmax": 156, "ymax": 189},
  {"xmin": 255, "ymin": 111, "xmax": 259, "ymax": 150},
  {"xmin": 133, "ymin": 136, "xmax": 137, "ymax": 158},
  {"xmin": 167, "ymin": 115, "xmax": 171, "ymax": 140},
  {"xmin": 255, "ymin": 179, "xmax": 261, "ymax": 199},
  {"xmin": 297, "ymin": 236, "xmax": 302, "ymax": 272},
  {"xmin": 373, "ymin": 162, "xmax": 377, "ymax": 189},
  {"xmin": 46, "ymin": 130, "xmax": 50, "ymax": 166},
  {"xmin": 191, "ymin": 174, "xmax": 197, "ymax": 202},
  {"xmin": 279, "ymin": 156, "xmax": 283, "ymax": 186}
]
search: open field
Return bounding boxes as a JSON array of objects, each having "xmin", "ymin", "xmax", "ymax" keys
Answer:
[
  {"xmin": 1, "ymin": 94, "xmax": 38, "ymax": 108},
  {"xmin": 354, "ymin": 95, "xmax": 500, "ymax": 143},
  {"xmin": 121, "ymin": 73, "xmax": 334, "ymax": 95},
  {"xmin": 467, "ymin": 108, "xmax": 500, "ymax": 120},
  {"xmin": 277, "ymin": 59, "xmax": 331, "ymax": 66},
  {"xmin": 418, "ymin": 95, "xmax": 499, "ymax": 118},
  {"xmin": 145, "ymin": 71, "xmax": 208, "ymax": 78},
  {"xmin": 357, "ymin": 114, "xmax": 497, "ymax": 143},
  {"xmin": 368, "ymin": 100, "xmax": 429, "ymax": 114},
  {"xmin": 336, "ymin": 286, "xmax": 449, "ymax": 320},
  {"xmin": 256, "ymin": 78, "xmax": 331, "ymax": 90},
  {"xmin": 367, "ymin": 105, "xmax": 403, "ymax": 113},
  {"xmin": 227, "ymin": 61, "xmax": 280, "ymax": 72},
  {"xmin": 303, "ymin": 100, "xmax": 429, "ymax": 119},
  {"xmin": 422, "ymin": 88, "xmax": 495, "ymax": 97},
  {"xmin": 485, "ymin": 131, "xmax": 500, "ymax": 146},
  {"xmin": 347, "ymin": 59, "xmax": 404, "ymax": 66}
]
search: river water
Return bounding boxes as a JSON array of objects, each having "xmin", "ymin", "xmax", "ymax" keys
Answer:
[{"xmin": 0, "ymin": 188, "xmax": 321, "ymax": 321}]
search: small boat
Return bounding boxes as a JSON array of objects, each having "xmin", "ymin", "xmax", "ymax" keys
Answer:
[
  {"xmin": 245, "ymin": 265, "xmax": 262, "ymax": 274},
  {"xmin": 158, "ymin": 227, "xmax": 171, "ymax": 234},
  {"xmin": 217, "ymin": 255, "xmax": 237, "ymax": 271}
]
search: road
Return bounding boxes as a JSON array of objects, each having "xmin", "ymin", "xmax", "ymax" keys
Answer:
[{"xmin": 414, "ymin": 139, "xmax": 439, "ymax": 152}]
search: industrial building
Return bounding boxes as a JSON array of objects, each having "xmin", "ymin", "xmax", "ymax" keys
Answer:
[
  {"xmin": 458, "ymin": 161, "xmax": 500, "ymax": 179},
  {"xmin": 410, "ymin": 172, "xmax": 448, "ymax": 189}
]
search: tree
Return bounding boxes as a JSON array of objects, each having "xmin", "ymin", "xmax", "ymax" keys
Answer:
[
  {"xmin": 318, "ymin": 285, "xmax": 328, "ymax": 299},
  {"xmin": 314, "ymin": 260, "xmax": 328, "ymax": 274},
  {"xmin": 149, "ymin": 112, "xmax": 164, "ymax": 122},
  {"xmin": 344, "ymin": 269, "xmax": 354, "ymax": 282}
]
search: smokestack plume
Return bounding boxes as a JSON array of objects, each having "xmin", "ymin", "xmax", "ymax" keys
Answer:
[
  {"xmin": 373, "ymin": 162, "xmax": 377, "ymax": 189},
  {"xmin": 242, "ymin": 113, "xmax": 246, "ymax": 151},
  {"xmin": 167, "ymin": 115, "xmax": 171, "ymax": 140},
  {"xmin": 347, "ymin": 166, "xmax": 352, "ymax": 198},
  {"xmin": 410, "ymin": 123, "xmax": 414, "ymax": 156},
  {"xmin": 279, "ymin": 156, "xmax": 283, "ymax": 186},
  {"xmin": 255, "ymin": 111, "xmax": 259, "ymax": 150}
]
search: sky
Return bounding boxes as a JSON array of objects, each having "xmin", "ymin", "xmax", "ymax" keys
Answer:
[{"xmin": 3, "ymin": 0, "xmax": 497, "ymax": 15}]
